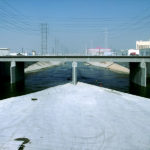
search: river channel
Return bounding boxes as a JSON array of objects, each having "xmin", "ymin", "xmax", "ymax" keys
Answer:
[{"xmin": 0, "ymin": 62, "xmax": 150, "ymax": 100}]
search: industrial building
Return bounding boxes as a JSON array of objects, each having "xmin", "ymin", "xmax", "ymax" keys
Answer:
[
  {"xmin": 136, "ymin": 41, "xmax": 150, "ymax": 56},
  {"xmin": 0, "ymin": 48, "xmax": 10, "ymax": 56},
  {"xmin": 10, "ymin": 52, "xmax": 28, "ymax": 56},
  {"xmin": 128, "ymin": 49, "xmax": 139, "ymax": 56},
  {"xmin": 87, "ymin": 47, "xmax": 112, "ymax": 56}
]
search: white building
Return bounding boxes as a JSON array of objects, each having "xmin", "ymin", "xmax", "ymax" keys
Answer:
[
  {"xmin": 10, "ymin": 52, "xmax": 28, "ymax": 56},
  {"xmin": 128, "ymin": 49, "xmax": 139, "ymax": 56},
  {"xmin": 0, "ymin": 48, "xmax": 10, "ymax": 56},
  {"xmin": 87, "ymin": 47, "xmax": 111, "ymax": 56},
  {"xmin": 32, "ymin": 50, "xmax": 36, "ymax": 56}
]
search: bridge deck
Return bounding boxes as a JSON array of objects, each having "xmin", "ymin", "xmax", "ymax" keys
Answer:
[{"xmin": 0, "ymin": 56, "xmax": 150, "ymax": 62}]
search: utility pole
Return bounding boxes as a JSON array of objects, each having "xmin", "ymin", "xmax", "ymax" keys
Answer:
[
  {"xmin": 54, "ymin": 38, "xmax": 57, "ymax": 56},
  {"xmin": 41, "ymin": 23, "xmax": 48, "ymax": 55},
  {"xmin": 21, "ymin": 48, "xmax": 24, "ymax": 54},
  {"xmin": 90, "ymin": 40, "xmax": 93, "ymax": 48},
  {"xmin": 54, "ymin": 38, "xmax": 59, "ymax": 56},
  {"xmin": 85, "ymin": 44, "xmax": 88, "ymax": 56},
  {"xmin": 52, "ymin": 47, "xmax": 55, "ymax": 56}
]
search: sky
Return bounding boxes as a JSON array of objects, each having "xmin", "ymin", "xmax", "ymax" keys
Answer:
[{"xmin": 0, "ymin": 0, "xmax": 150, "ymax": 54}]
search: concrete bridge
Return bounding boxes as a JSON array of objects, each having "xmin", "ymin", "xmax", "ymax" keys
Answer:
[{"xmin": 0, "ymin": 56, "xmax": 150, "ymax": 87}]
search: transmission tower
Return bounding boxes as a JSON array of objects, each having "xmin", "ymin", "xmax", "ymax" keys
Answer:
[
  {"xmin": 41, "ymin": 23, "xmax": 48, "ymax": 55},
  {"xmin": 104, "ymin": 28, "xmax": 108, "ymax": 49}
]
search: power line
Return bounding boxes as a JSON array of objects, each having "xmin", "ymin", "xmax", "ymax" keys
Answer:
[{"xmin": 0, "ymin": 1, "xmax": 40, "ymax": 34}]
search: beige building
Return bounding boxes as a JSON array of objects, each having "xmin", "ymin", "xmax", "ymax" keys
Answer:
[
  {"xmin": 136, "ymin": 41, "xmax": 150, "ymax": 49},
  {"xmin": 136, "ymin": 41, "xmax": 150, "ymax": 56}
]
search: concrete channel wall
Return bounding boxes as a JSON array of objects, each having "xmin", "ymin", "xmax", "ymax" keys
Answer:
[
  {"xmin": 85, "ymin": 62, "xmax": 129, "ymax": 74},
  {"xmin": 24, "ymin": 61, "xmax": 63, "ymax": 73}
]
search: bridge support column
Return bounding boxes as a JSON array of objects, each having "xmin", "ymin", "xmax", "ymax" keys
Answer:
[
  {"xmin": 10, "ymin": 61, "xmax": 24, "ymax": 84},
  {"xmin": 130, "ymin": 62, "xmax": 147, "ymax": 87},
  {"xmin": 72, "ymin": 61, "xmax": 77, "ymax": 85},
  {"xmin": 0, "ymin": 62, "xmax": 10, "ymax": 82},
  {"xmin": 147, "ymin": 63, "xmax": 150, "ymax": 78}
]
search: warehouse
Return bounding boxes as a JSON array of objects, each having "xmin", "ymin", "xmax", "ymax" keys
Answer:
[{"xmin": 0, "ymin": 48, "xmax": 10, "ymax": 56}]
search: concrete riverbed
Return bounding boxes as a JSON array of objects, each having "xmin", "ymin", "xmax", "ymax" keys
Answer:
[{"xmin": 0, "ymin": 82, "xmax": 150, "ymax": 150}]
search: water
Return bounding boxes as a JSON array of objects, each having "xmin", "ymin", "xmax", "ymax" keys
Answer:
[{"xmin": 0, "ymin": 62, "xmax": 150, "ymax": 100}]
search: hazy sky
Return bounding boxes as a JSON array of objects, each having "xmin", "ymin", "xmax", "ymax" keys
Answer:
[{"xmin": 0, "ymin": 0, "xmax": 150, "ymax": 54}]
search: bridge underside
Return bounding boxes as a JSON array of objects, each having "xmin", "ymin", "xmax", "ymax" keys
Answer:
[{"xmin": 0, "ymin": 61, "xmax": 149, "ymax": 87}]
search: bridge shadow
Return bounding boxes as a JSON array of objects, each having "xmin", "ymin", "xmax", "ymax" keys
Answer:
[{"xmin": 129, "ymin": 78, "xmax": 150, "ymax": 98}]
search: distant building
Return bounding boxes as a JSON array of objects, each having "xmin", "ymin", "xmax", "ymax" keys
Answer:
[
  {"xmin": 0, "ymin": 48, "xmax": 10, "ymax": 56},
  {"xmin": 10, "ymin": 52, "xmax": 28, "ymax": 56},
  {"xmin": 136, "ymin": 41, "xmax": 150, "ymax": 56},
  {"xmin": 87, "ymin": 47, "xmax": 112, "ymax": 56},
  {"xmin": 136, "ymin": 41, "xmax": 150, "ymax": 49},
  {"xmin": 32, "ymin": 50, "xmax": 36, "ymax": 56},
  {"xmin": 128, "ymin": 49, "xmax": 139, "ymax": 56}
]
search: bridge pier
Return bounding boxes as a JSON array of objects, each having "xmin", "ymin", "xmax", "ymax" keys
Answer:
[
  {"xmin": 72, "ymin": 61, "xmax": 77, "ymax": 85},
  {"xmin": 0, "ymin": 62, "xmax": 10, "ymax": 82},
  {"xmin": 147, "ymin": 63, "xmax": 150, "ymax": 78},
  {"xmin": 10, "ymin": 61, "xmax": 24, "ymax": 84},
  {"xmin": 130, "ymin": 62, "xmax": 147, "ymax": 87}
]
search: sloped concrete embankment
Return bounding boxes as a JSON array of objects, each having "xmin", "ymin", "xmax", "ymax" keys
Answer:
[
  {"xmin": 86, "ymin": 62, "xmax": 129, "ymax": 74},
  {"xmin": 25, "ymin": 61, "xmax": 63, "ymax": 73},
  {"xmin": 0, "ymin": 82, "xmax": 150, "ymax": 149}
]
